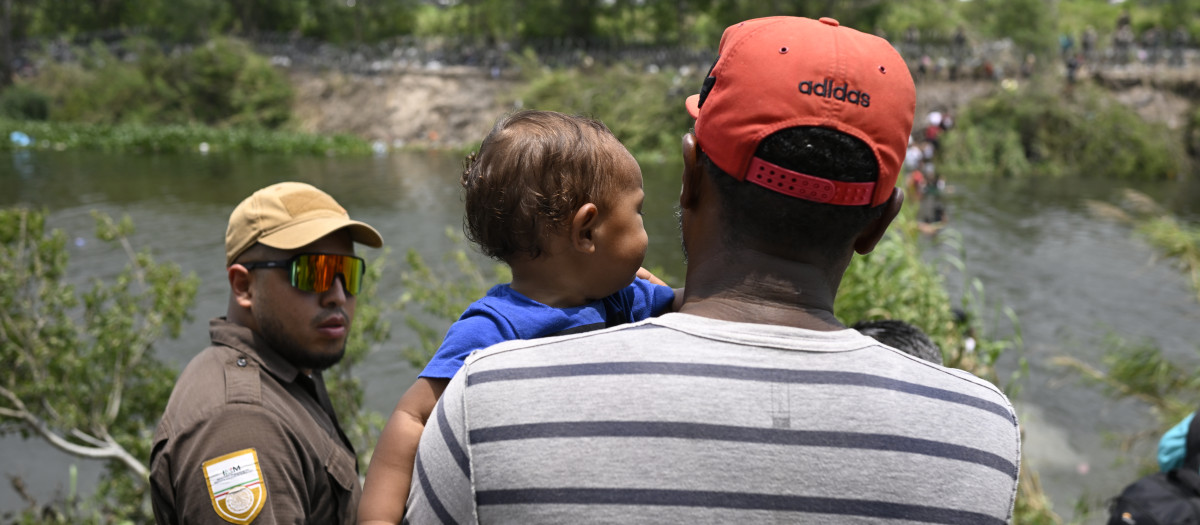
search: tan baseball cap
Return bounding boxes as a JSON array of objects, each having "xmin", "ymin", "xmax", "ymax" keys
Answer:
[{"xmin": 225, "ymin": 182, "xmax": 384, "ymax": 266}]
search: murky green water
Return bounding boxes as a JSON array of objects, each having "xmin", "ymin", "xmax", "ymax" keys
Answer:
[{"xmin": 3, "ymin": 149, "xmax": 1199, "ymax": 521}]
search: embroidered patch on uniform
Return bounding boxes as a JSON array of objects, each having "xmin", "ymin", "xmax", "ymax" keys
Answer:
[{"xmin": 202, "ymin": 448, "xmax": 266, "ymax": 524}]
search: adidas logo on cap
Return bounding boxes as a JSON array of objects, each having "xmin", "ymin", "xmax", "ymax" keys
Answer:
[{"xmin": 798, "ymin": 79, "xmax": 871, "ymax": 107}]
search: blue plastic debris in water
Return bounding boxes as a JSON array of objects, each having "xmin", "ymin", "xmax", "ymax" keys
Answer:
[{"xmin": 10, "ymin": 131, "xmax": 32, "ymax": 147}]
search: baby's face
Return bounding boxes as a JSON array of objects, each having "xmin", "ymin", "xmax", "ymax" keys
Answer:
[{"xmin": 583, "ymin": 144, "xmax": 648, "ymax": 299}]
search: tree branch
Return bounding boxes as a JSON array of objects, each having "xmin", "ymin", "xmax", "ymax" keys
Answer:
[{"xmin": 0, "ymin": 385, "xmax": 149, "ymax": 480}]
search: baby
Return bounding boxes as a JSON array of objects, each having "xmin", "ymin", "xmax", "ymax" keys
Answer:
[{"xmin": 358, "ymin": 110, "xmax": 680, "ymax": 524}]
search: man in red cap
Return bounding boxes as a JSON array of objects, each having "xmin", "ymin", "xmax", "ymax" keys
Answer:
[
  {"xmin": 151, "ymin": 182, "xmax": 383, "ymax": 524},
  {"xmin": 405, "ymin": 17, "xmax": 1019, "ymax": 523}
]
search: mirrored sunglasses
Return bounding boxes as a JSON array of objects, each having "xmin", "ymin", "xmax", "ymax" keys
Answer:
[{"xmin": 241, "ymin": 253, "xmax": 366, "ymax": 295}]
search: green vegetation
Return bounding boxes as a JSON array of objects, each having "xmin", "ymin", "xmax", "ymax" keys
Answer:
[
  {"xmin": 509, "ymin": 53, "xmax": 695, "ymax": 159},
  {"xmin": 0, "ymin": 210, "xmax": 388, "ymax": 522},
  {"xmin": 1054, "ymin": 332, "xmax": 1200, "ymax": 481},
  {"xmin": 8, "ymin": 0, "xmax": 1195, "ymax": 61},
  {"xmin": 396, "ymin": 228, "xmax": 511, "ymax": 371},
  {"xmin": 20, "ymin": 37, "xmax": 292, "ymax": 128},
  {"xmin": 4, "ymin": 0, "xmax": 1198, "ymax": 157},
  {"xmin": 327, "ymin": 247, "xmax": 395, "ymax": 473},
  {"xmin": 0, "ymin": 35, "xmax": 379, "ymax": 155},
  {"xmin": 838, "ymin": 210, "xmax": 1017, "ymax": 383},
  {"xmin": 0, "ymin": 35, "xmax": 382, "ymax": 155},
  {"xmin": 0, "ymin": 85, "xmax": 49, "ymax": 121},
  {"xmin": 941, "ymin": 81, "xmax": 1187, "ymax": 179},
  {"xmin": 0, "ymin": 208, "xmax": 196, "ymax": 522},
  {"xmin": 0, "ymin": 118, "xmax": 370, "ymax": 155}
]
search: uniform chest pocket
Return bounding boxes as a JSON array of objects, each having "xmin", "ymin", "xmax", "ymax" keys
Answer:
[{"xmin": 323, "ymin": 445, "xmax": 360, "ymax": 525}]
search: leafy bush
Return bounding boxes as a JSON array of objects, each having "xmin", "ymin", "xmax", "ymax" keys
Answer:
[
  {"xmin": 0, "ymin": 85, "xmax": 51, "ymax": 121},
  {"xmin": 23, "ymin": 36, "xmax": 294, "ymax": 129},
  {"xmin": 29, "ymin": 42, "xmax": 161, "ymax": 124},
  {"xmin": 229, "ymin": 52, "xmax": 294, "ymax": 129},
  {"xmin": 510, "ymin": 54, "xmax": 696, "ymax": 158},
  {"xmin": 941, "ymin": 81, "xmax": 1186, "ymax": 179}
]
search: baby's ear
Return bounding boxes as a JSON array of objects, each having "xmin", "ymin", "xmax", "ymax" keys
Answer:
[{"xmin": 570, "ymin": 203, "xmax": 600, "ymax": 253}]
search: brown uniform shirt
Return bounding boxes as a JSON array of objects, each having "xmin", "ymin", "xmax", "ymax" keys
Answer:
[{"xmin": 150, "ymin": 318, "xmax": 361, "ymax": 524}]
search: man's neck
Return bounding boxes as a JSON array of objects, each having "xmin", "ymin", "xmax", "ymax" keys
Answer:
[{"xmin": 677, "ymin": 254, "xmax": 847, "ymax": 331}]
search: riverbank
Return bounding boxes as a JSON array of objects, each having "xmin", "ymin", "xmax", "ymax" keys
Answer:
[{"xmin": 286, "ymin": 66, "xmax": 1196, "ymax": 151}]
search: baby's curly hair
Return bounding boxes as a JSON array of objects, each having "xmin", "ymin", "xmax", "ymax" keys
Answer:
[{"xmin": 462, "ymin": 110, "xmax": 630, "ymax": 261}]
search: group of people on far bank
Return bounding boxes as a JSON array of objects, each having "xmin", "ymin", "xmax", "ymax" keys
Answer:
[
  {"xmin": 904, "ymin": 109, "xmax": 954, "ymax": 235},
  {"xmin": 149, "ymin": 17, "xmax": 1022, "ymax": 524}
]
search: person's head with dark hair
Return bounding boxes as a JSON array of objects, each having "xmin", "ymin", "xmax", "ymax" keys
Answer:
[
  {"xmin": 462, "ymin": 110, "xmax": 636, "ymax": 262},
  {"xmin": 461, "ymin": 109, "xmax": 651, "ymax": 306},
  {"xmin": 852, "ymin": 319, "xmax": 944, "ymax": 365},
  {"xmin": 677, "ymin": 16, "xmax": 916, "ymax": 329},
  {"xmin": 701, "ymin": 127, "xmax": 885, "ymax": 266}
]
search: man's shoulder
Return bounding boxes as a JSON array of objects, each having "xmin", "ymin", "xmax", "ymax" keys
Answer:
[
  {"xmin": 166, "ymin": 346, "xmax": 236, "ymax": 407},
  {"xmin": 159, "ymin": 345, "xmax": 290, "ymax": 437}
]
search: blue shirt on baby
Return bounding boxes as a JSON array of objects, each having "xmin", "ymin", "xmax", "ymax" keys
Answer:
[{"xmin": 419, "ymin": 278, "xmax": 675, "ymax": 379}]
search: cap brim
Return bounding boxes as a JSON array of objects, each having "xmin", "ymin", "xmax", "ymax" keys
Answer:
[
  {"xmin": 259, "ymin": 218, "xmax": 384, "ymax": 251},
  {"xmin": 685, "ymin": 94, "xmax": 701, "ymax": 119}
]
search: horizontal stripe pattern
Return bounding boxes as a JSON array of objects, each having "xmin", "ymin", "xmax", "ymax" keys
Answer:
[
  {"xmin": 468, "ymin": 361, "xmax": 1013, "ymax": 421},
  {"xmin": 476, "ymin": 488, "xmax": 1006, "ymax": 525},
  {"xmin": 404, "ymin": 316, "xmax": 1019, "ymax": 523},
  {"xmin": 469, "ymin": 420, "xmax": 1017, "ymax": 479}
]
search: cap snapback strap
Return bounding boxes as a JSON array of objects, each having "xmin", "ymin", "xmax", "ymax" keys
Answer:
[
  {"xmin": 746, "ymin": 157, "xmax": 875, "ymax": 206},
  {"xmin": 744, "ymin": 157, "xmax": 878, "ymax": 203}
]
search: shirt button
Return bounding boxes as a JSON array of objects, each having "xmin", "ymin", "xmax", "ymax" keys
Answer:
[{"xmin": 236, "ymin": 358, "xmax": 247, "ymax": 367}]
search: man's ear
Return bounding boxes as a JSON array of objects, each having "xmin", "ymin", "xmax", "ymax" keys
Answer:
[
  {"xmin": 228, "ymin": 264, "xmax": 255, "ymax": 308},
  {"xmin": 569, "ymin": 203, "xmax": 600, "ymax": 254},
  {"xmin": 853, "ymin": 187, "xmax": 905, "ymax": 255},
  {"xmin": 680, "ymin": 132, "xmax": 703, "ymax": 210}
]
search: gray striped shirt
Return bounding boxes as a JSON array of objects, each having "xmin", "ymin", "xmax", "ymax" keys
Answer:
[{"xmin": 405, "ymin": 313, "xmax": 1020, "ymax": 524}]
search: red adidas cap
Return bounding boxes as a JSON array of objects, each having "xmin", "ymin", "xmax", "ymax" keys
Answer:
[{"xmin": 686, "ymin": 16, "xmax": 915, "ymax": 207}]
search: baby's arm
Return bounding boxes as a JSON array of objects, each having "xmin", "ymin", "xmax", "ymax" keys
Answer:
[
  {"xmin": 358, "ymin": 376, "xmax": 449, "ymax": 525},
  {"xmin": 636, "ymin": 267, "xmax": 684, "ymax": 312}
]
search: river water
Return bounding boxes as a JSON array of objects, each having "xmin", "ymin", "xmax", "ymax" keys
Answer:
[{"xmin": 2, "ymin": 149, "xmax": 1198, "ymax": 522}]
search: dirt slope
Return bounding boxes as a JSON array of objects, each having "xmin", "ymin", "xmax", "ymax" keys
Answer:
[{"xmin": 290, "ymin": 67, "xmax": 518, "ymax": 149}]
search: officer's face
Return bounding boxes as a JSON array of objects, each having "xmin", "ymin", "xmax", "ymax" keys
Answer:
[{"xmin": 251, "ymin": 232, "xmax": 357, "ymax": 373}]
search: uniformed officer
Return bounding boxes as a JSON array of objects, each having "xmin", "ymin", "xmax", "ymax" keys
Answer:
[{"xmin": 150, "ymin": 182, "xmax": 383, "ymax": 524}]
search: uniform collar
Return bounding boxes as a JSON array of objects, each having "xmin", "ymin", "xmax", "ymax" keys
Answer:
[{"xmin": 210, "ymin": 317, "xmax": 302, "ymax": 384}]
